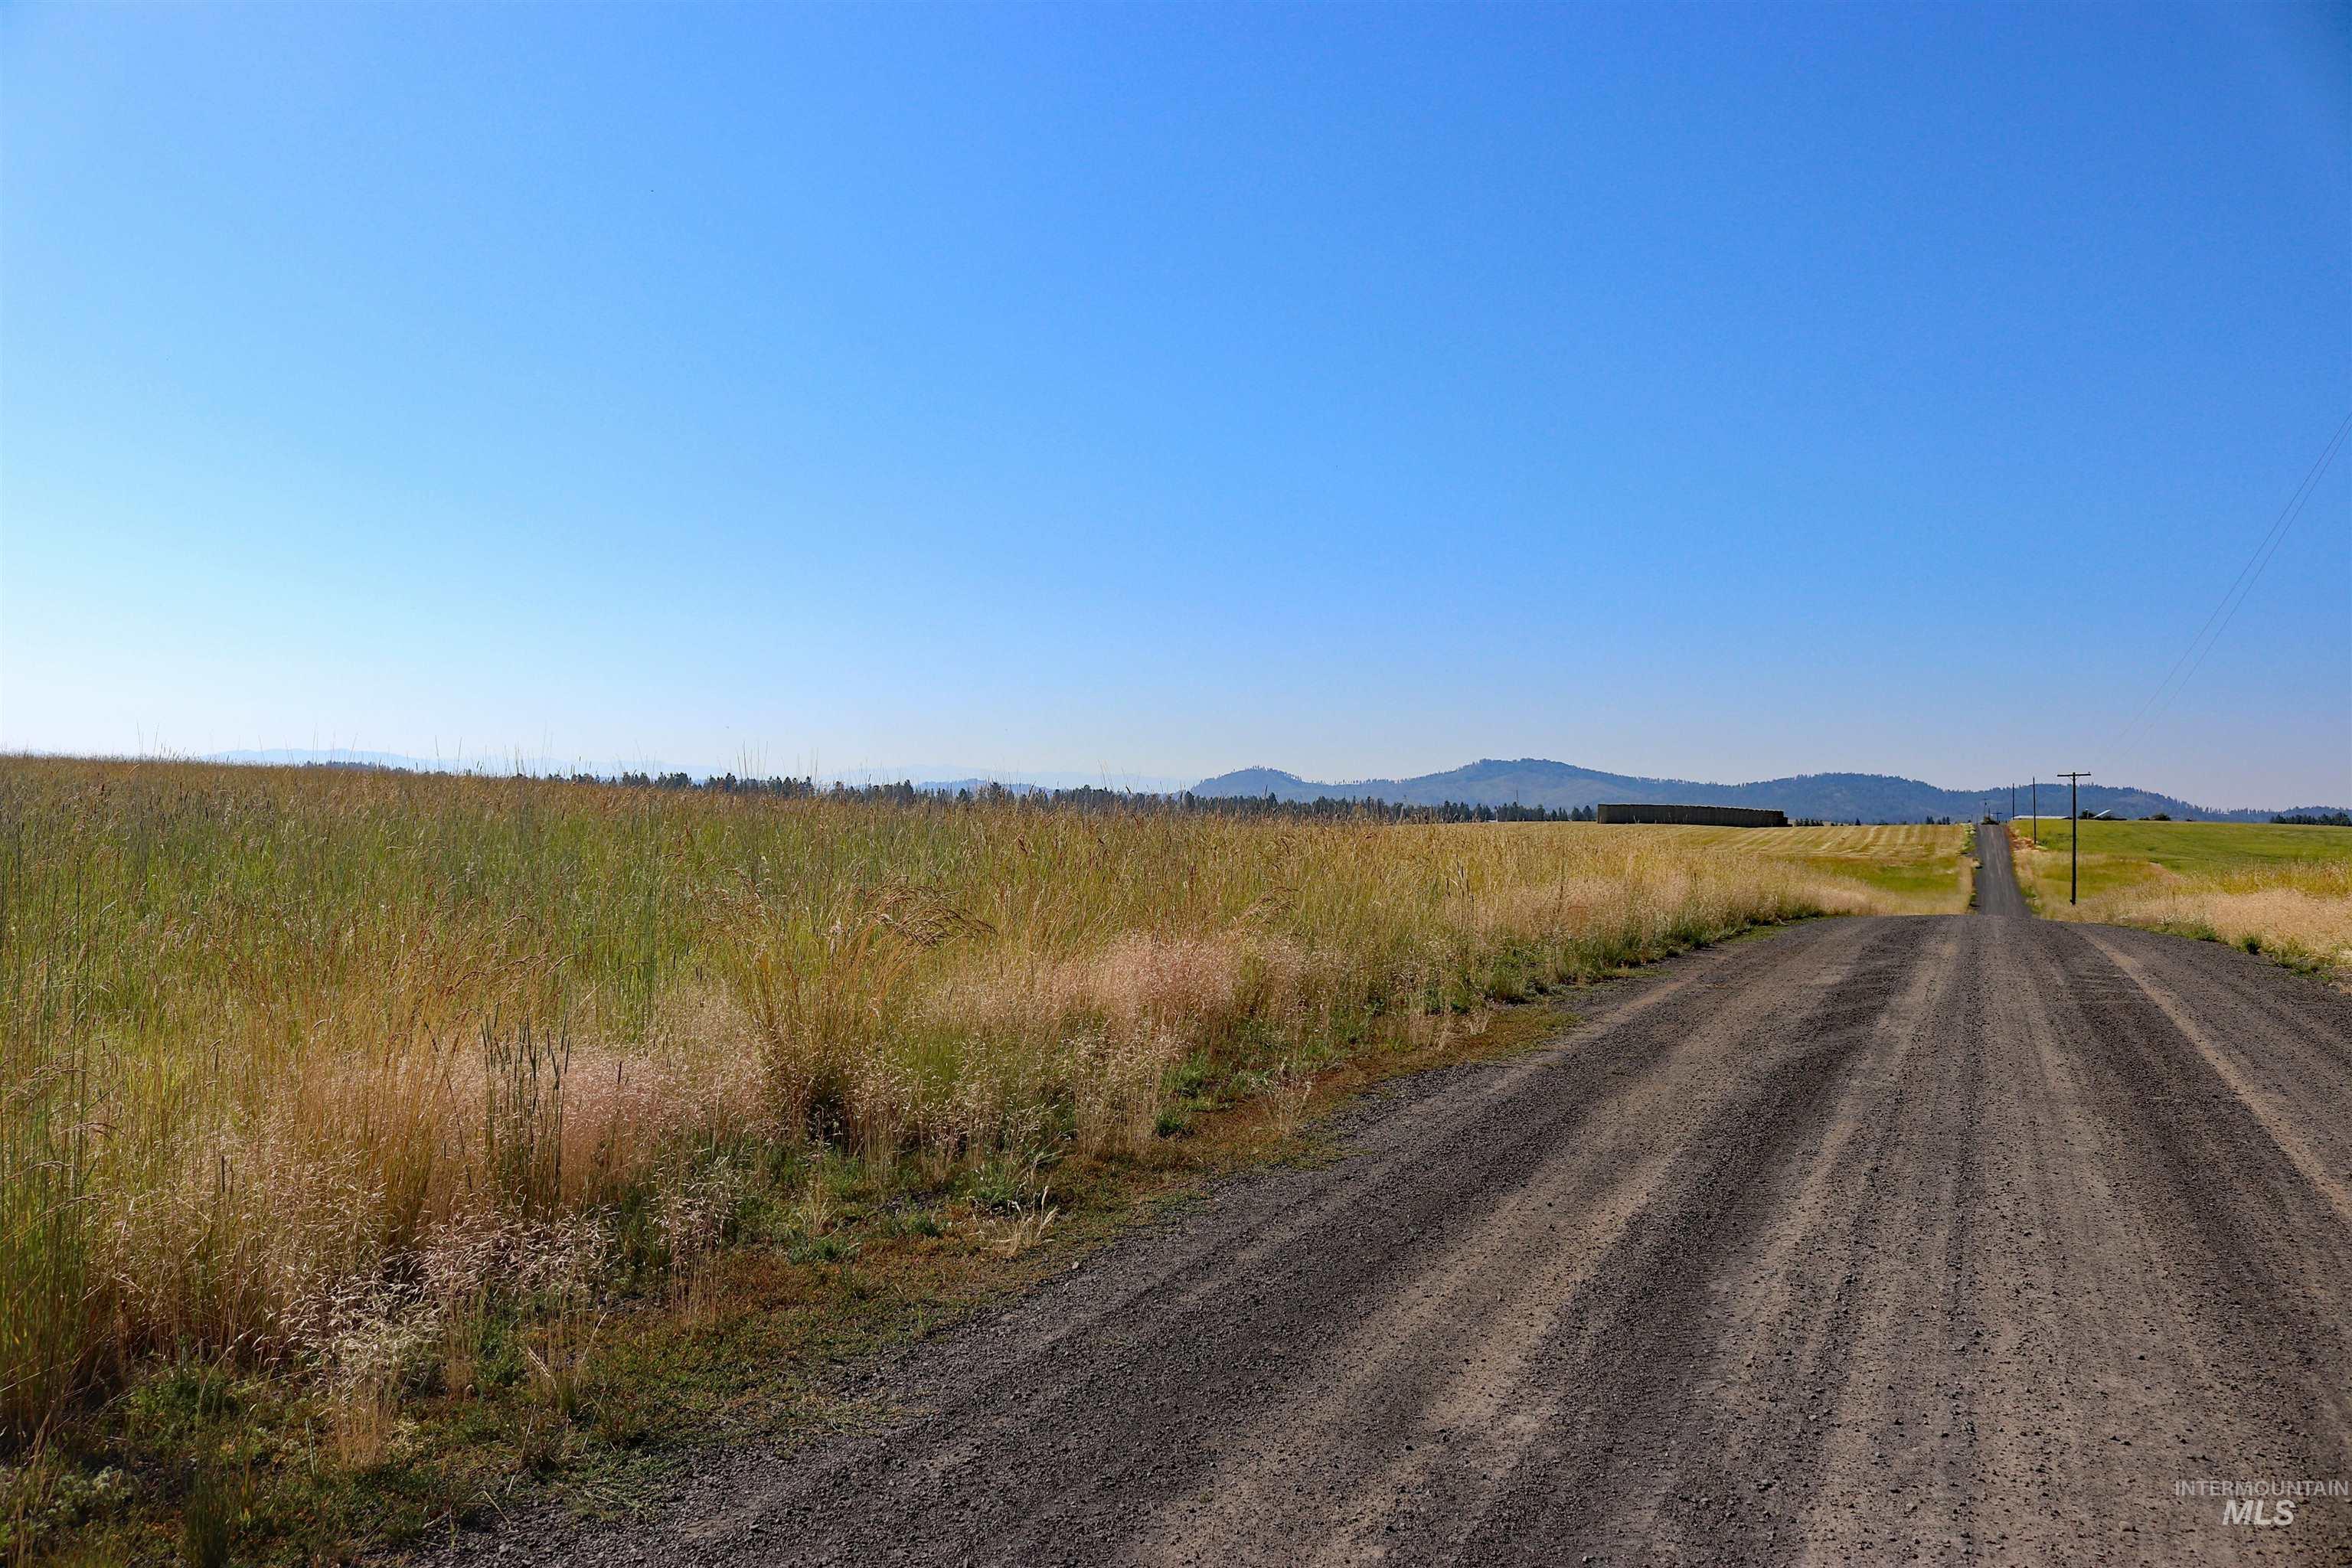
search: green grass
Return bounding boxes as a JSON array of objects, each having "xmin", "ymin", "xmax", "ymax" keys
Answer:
[
  {"xmin": 2012, "ymin": 818, "xmax": 2352, "ymax": 903},
  {"xmin": 2007, "ymin": 818, "xmax": 2352, "ymax": 978}
]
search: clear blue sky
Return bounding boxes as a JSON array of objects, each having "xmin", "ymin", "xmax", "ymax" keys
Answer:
[{"xmin": 5, "ymin": 3, "xmax": 2347, "ymax": 808}]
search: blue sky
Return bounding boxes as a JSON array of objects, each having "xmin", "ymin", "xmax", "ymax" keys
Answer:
[{"xmin": 4, "ymin": 3, "xmax": 2346, "ymax": 808}]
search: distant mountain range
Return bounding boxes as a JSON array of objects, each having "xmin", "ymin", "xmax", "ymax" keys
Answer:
[
  {"xmin": 1188, "ymin": 760, "xmax": 2343, "ymax": 824},
  {"xmin": 186, "ymin": 750, "xmax": 2343, "ymax": 821}
]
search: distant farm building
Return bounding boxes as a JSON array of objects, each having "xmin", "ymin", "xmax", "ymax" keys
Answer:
[{"xmin": 1596, "ymin": 803, "xmax": 1788, "ymax": 828}]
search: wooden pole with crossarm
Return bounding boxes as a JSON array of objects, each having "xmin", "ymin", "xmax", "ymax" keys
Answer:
[{"xmin": 2058, "ymin": 772, "xmax": 2091, "ymax": 903}]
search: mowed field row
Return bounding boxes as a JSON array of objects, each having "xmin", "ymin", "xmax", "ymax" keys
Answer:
[
  {"xmin": 2, "ymin": 759, "xmax": 1965, "ymax": 1560},
  {"xmin": 1657, "ymin": 822, "xmax": 1975, "ymax": 914}
]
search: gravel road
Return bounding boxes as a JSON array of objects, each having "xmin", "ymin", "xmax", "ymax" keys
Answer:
[
  {"xmin": 439, "ymin": 837, "xmax": 2352, "ymax": 1565},
  {"xmin": 1975, "ymin": 816, "xmax": 2030, "ymax": 919}
]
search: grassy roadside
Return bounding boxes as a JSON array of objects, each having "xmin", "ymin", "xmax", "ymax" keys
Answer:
[
  {"xmin": 2008, "ymin": 818, "xmax": 2352, "ymax": 977},
  {"xmin": 2, "ymin": 760, "xmax": 1966, "ymax": 1565},
  {"xmin": 8, "ymin": 991, "xmax": 1578, "ymax": 1566}
]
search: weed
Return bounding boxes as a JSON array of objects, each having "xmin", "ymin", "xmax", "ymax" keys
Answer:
[
  {"xmin": 522, "ymin": 1303, "xmax": 600, "ymax": 1422},
  {"xmin": 180, "ymin": 1464, "xmax": 244, "ymax": 1568},
  {"xmin": 1263, "ymin": 1064, "xmax": 1316, "ymax": 1142},
  {"xmin": 787, "ymin": 1235, "xmax": 861, "ymax": 1266},
  {"xmin": 981, "ymin": 1187, "xmax": 1059, "ymax": 1259}
]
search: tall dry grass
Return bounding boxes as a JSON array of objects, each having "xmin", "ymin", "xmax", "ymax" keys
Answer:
[
  {"xmin": 2, "ymin": 758, "xmax": 1906, "ymax": 1442},
  {"xmin": 2028, "ymin": 852, "xmax": 2352, "ymax": 975}
]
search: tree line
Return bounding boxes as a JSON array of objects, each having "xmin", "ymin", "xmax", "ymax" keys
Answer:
[{"xmin": 581, "ymin": 770, "xmax": 1600, "ymax": 822}]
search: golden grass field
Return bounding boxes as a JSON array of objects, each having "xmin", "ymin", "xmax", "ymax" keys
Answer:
[
  {"xmin": 2010, "ymin": 817, "xmax": 2352, "ymax": 975},
  {"xmin": 1660, "ymin": 822, "xmax": 1975, "ymax": 915},
  {"xmin": 0, "ymin": 759, "xmax": 1968, "ymax": 1560}
]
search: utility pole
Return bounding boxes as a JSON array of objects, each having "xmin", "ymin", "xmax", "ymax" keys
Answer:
[
  {"xmin": 2058, "ymin": 772, "xmax": 2091, "ymax": 904},
  {"xmin": 2032, "ymin": 777, "xmax": 2040, "ymax": 847}
]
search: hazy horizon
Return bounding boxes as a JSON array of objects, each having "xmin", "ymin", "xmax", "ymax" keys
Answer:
[
  {"xmin": 6, "ymin": 5, "xmax": 2347, "ymax": 807},
  {"xmin": 8, "ymin": 743, "xmax": 2339, "ymax": 815}
]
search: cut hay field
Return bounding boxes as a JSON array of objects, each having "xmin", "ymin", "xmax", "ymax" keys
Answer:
[
  {"xmin": 1656, "ymin": 822, "xmax": 1974, "ymax": 914},
  {"xmin": 1, "ymin": 759, "xmax": 1960, "ymax": 1561},
  {"xmin": 2011, "ymin": 818, "xmax": 2352, "ymax": 975}
]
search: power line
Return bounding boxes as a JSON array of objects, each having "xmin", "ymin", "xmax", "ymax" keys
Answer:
[
  {"xmin": 2106, "ymin": 410, "xmax": 2352, "ymax": 760},
  {"xmin": 2150, "ymin": 421, "xmax": 2349, "ymax": 736}
]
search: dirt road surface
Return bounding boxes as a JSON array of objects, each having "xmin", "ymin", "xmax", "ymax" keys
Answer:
[
  {"xmin": 441, "ymin": 832, "xmax": 2352, "ymax": 1565},
  {"xmin": 1975, "ymin": 815, "xmax": 2031, "ymax": 919}
]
